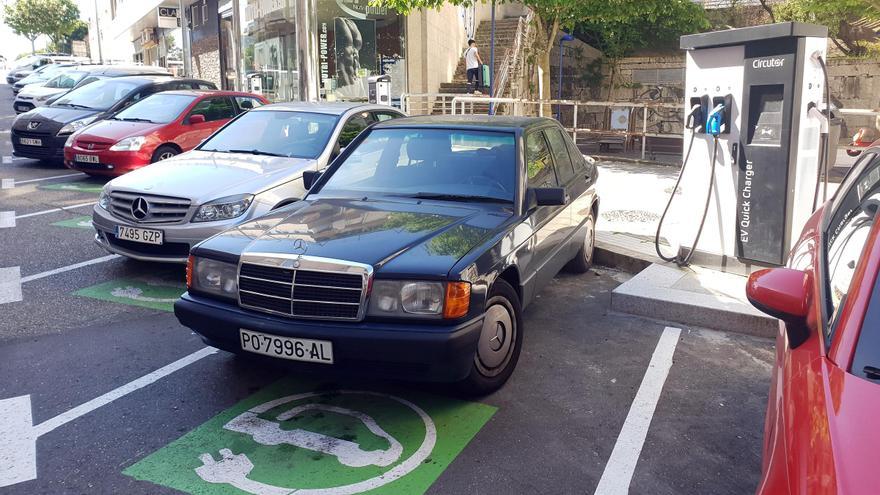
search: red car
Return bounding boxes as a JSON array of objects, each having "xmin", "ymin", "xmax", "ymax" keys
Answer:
[
  {"xmin": 747, "ymin": 144, "xmax": 880, "ymax": 494},
  {"xmin": 64, "ymin": 90, "xmax": 268, "ymax": 176}
]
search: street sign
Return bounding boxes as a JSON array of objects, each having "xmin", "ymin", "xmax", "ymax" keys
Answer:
[
  {"xmin": 125, "ymin": 378, "xmax": 496, "ymax": 494},
  {"xmin": 158, "ymin": 7, "xmax": 180, "ymax": 29}
]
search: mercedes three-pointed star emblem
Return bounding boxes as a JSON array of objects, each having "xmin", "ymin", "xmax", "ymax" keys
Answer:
[{"xmin": 131, "ymin": 197, "xmax": 150, "ymax": 220}]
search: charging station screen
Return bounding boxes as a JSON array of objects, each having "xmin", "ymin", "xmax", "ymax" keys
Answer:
[{"xmin": 748, "ymin": 85, "xmax": 784, "ymax": 145}]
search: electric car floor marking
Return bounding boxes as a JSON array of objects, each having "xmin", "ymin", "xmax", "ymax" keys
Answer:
[
  {"xmin": 20, "ymin": 254, "xmax": 120, "ymax": 284},
  {"xmin": 74, "ymin": 278, "xmax": 184, "ymax": 312},
  {"xmin": 594, "ymin": 326, "xmax": 682, "ymax": 495},
  {"xmin": 15, "ymin": 201, "xmax": 96, "ymax": 219},
  {"xmin": 13, "ymin": 172, "xmax": 86, "ymax": 184},
  {"xmin": 0, "ymin": 347, "xmax": 218, "ymax": 488}
]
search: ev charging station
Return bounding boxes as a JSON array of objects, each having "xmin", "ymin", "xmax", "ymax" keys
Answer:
[{"xmin": 656, "ymin": 22, "xmax": 832, "ymax": 272}]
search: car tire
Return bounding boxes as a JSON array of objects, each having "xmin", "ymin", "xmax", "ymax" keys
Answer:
[
  {"xmin": 566, "ymin": 210, "xmax": 596, "ymax": 273},
  {"xmin": 151, "ymin": 145, "xmax": 179, "ymax": 163},
  {"xmin": 457, "ymin": 279, "xmax": 523, "ymax": 396}
]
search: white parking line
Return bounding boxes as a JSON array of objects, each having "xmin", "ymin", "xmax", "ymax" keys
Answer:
[
  {"xmin": 0, "ymin": 347, "xmax": 218, "ymax": 487},
  {"xmin": 2, "ymin": 156, "xmax": 11, "ymax": 164},
  {"xmin": 15, "ymin": 201, "xmax": 95, "ymax": 219},
  {"xmin": 13, "ymin": 173, "xmax": 86, "ymax": 184},
  {"xmin": 0, "ymin": 211, "xmax": 15, "ymax": 228},
  {"xmin": 0, "ymin": 266, "xmax": 23, "ymax": 304},
  {"xmin": 594, "ymin": 326, "xmax": 682, "ymax": 495},
  {"xmin": 20, "ymin": 254, "xmax": 120, "ymax": 284},
  {"xmin": 1, "ymin": 178, "xmax": 13, "ymax": 189}
]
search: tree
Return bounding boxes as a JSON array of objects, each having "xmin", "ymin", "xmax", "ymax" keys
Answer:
[
  {"xmin": 372, "ymin": 0, "xmax": 706, "ymax": 103},
  {"xmin": 3, "ymin": 0, "xmax": 82, "ymax": 55},
  {"xmin": 773, "ymin": 0, "xmax": 880, "ymax": 56}
]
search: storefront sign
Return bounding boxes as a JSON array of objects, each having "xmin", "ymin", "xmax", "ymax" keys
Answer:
[{"xmin": 157, "ymin": 6, "xmax": 180, "ymax": 29}]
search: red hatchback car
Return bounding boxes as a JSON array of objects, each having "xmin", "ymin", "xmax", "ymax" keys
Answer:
[
  {"xmin": 747, "ymin": 144, "xmax": 880, "ymax": 494},
  {"xmin": 64, "ymin": 90, "xmax": 268, "ymax": 176}
]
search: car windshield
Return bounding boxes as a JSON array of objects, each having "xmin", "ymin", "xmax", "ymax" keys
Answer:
[
  {"xmin": 199, "ymin": 110, "xmax": 338, "ymax": 159},
  {"xmin": 44, "ymin": 71, "xmax": 86, "ymax": 89},
  {"xmin": 112, "ymin": 93, "xmax": 197, "ymax": 124},
  {"xmin": 53, "ymin": 78, "xmax": 141, "ymax": 111},
  {"xmin": 317, "ymin": 128, "xmax": 517, "ymax": 202}
]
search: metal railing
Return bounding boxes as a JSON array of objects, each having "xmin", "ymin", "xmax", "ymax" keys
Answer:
[
  {"xmin": 400, "ymin": 93, "xmax": 466, "ymax": 116},
  {"xmin": 493, "ymin": 10, "xmax": 534, "ymax": 101}
]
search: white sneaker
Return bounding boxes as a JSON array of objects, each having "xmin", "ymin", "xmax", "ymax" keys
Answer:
[{"xmin": 473, "ymin": 90, "xmax": 482, "ymax": 95}]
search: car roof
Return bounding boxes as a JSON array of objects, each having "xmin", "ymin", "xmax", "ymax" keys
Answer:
[
  {"xmin": 373, "ymin": 115, "xmax": 553, "ymax": 131},
  {"xmin": 76, "ymin": 65, "xmax": 171, "ymax": 76},
  {"xmin": 253, "ymin": 101, "xmax": 398, "ymax": 115},
  {"xmin": 158, "ymin": 89, "xmax": 262, "ymax": 98}
]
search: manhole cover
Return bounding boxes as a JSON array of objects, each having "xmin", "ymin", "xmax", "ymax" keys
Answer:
[{"xmin": 601, "ymin": 209, "xmax": 660, "ymax": 223}]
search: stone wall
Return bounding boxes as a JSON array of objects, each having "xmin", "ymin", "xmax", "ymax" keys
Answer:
[{"xmin": 190, "ymin": 36, "xmax": 222, "ymax": 88}]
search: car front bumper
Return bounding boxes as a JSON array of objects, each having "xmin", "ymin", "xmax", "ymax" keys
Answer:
[
  {"xmin": 175, "ymin": 292, "xmax": 483, "ymax": 382},
  {"xmin": 92, "ymin": 205, "xmax": 255, "ymax": 263},
  {"xmin": 64, "ymin": 146, "xmax": 152, "ymax": 176},
  {"xmin": 10, "ymin": 129, "xmax": 66, "ymax": 161}
]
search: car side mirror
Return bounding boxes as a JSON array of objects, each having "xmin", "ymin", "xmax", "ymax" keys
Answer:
[
  {"xmin": 746, "ymin": 268, "xmax": 812, "ymax": 348},
  {"xmin": 189, "ymin": 114, "xmax": 206, "ymax": 124},
  {"xmin": 302, "ymin": 170, "xmax": 322, "ymax": 190},
  {"xmin": 526, "ymin": 187, "xmax": 567, "ymax": 211}
]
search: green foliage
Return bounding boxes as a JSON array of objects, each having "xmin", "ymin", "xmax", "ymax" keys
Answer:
[
  {"xmin": 3, "ymin": 0, "xmax": 82, "ymax": 53},
  {"xmin": 574, "ymin": 0, "xmax": 710, "ymax": 59},
  {"xmin": 775, "ymin": 0, "xmax": 880, "ymax": 56}
]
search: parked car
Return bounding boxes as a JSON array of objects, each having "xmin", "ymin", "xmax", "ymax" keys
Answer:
[
  {"xmin": 747, "ymin": 143, "xmax": 880, "ymax": 494},
  {"xmin": 11, "ymin": 62, "xmax": 82, "ymax": 94},
  {"xmin": 11, "ymin": 75, "xmax": 216, "ymax": 163},
  {"xmin": 173, "ymin": 115, "xmax": 599, "ymax": 394},
  {"xmin": 91, "ymin": 102, "xmax": 404, "ymax": 262},
  {"xmin": 65, "ymin": 90, "xmax": 268, "ymax": 175},
  {"xmin": 5, "ymin": 54, "xmax": 83, "ymax": 84},
  {"xmin": 14, "ymin": 65, "xmax": 170, "ymax": 114}
]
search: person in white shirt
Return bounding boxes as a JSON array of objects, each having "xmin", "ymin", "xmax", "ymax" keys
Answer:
[{"xmin": 463, "ymin": 39, "xmax": 484, "ymax": 95}]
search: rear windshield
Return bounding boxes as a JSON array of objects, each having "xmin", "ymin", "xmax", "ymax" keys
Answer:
[
  {"xmin": 112, "ymin": 93, "xmax": 197, "ymax": 124},
  {"xmin": 199, "ymin": 110, "xmax": 339, "ymax": 159},
  {"xmin": 318, "ymin": 128, "xmax": 517, "ymax": 202},
  {"xmin": 53, "ymin": 78, "xmax": 141, "ymax": 111}
]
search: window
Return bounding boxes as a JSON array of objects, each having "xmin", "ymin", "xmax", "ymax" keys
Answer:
[
  {"xmin": 373, "ymin": 111, "xmax": 401, "ymax": 122},
  {"xmin": 113, "ymin": 94, "xmax": 197, "ymax": 124},
  {"xmin": 319, "ymin": 128, "xmax": 516, "ymax": 202},
  {"xmin": 197, "ymin": 83, "xmax": 215, "ymax": 90},
  {"xmin": 337, "ymin": 112, "xmax": 373, "ymax": 148},
  {"xmin": 544, "ymin": 128, "xmax": 575, "ymax": 184},
  {"xmin": 235, "ymin": 96, "xmax": 263, "ymax": 111},
  {"xmin": 825, "ymin": 152, "xmax": 880, "ymax": 336},
  {"xmin": 525, "ymin": 131, "xmax": 557, "ymax": 188},
  {"xmin": 851, "ymin": 271, "xmax": 880, "ymax": 383},
  {"xmin": 188, "ymin": 97, "xmax": 236, "ymax": 122},
  {"xmin": 199, "ymin": 110, "xmax": 339, "ymax": 159},
  {"xmin": 53, "ymin": 78, "xmax": 140, "ymax": 111}
]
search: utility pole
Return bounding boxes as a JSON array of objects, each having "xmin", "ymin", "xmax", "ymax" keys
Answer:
[
  {"xmin": 180, "ymin": 0, "xmax": 191, "ymax": 77},
  {"xmin": 295, "ymin": 0, "xmax": 319, "ymax": 101},
  {"xmin": 93, "ymin": 0, "xmax": 103, "ymax": 63}
]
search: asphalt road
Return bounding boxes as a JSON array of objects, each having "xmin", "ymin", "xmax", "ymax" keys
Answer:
[{"xmin": 0, "ymin": 74, "xmax": 775, "ymax": 495}]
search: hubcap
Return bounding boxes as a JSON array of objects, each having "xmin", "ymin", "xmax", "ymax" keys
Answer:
[
  {"xmin": 158, "ymin": 151, "xmax": 175, "ymax": 160},
  {"xmin": 584, "ymin": 217, "xmax": 595, "ymax": 263},
  {"xmin": 476, "ymin": 303, "xmax": 515, "ymax": 377}
]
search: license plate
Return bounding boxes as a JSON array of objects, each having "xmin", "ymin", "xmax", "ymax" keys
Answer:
[
  {"xmin": 19, "ymin": 137, "xmax": 41, "ymax": 146},
  {"xmin": 239, "ymin": 329, "xmax": 334, "ymax": 364},
  {"xmin": 115, "ymin": 225, "xmax": 163, "ymax": 245},
  {"xmin": 75, "ymin": 154, "xmax": 100, "ymax": 163}
]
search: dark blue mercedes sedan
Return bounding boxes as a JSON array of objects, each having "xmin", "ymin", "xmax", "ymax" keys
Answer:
[{"xmin": 174, "ymin": 115, "xmax": 599, "ymax": 394}]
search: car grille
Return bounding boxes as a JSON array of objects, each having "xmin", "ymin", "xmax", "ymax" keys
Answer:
[
  {"xmin": 12, "ymin": 130, "xmax": 61, "ymax": 158},
  {"xmin": 237, "ymin": 256, "xmax": 370, "ymax": 321},
  {"xmin": 109, "ymin": 191, "xmax": 191, "ymax": 224},
  {"xmin": 75, "ymin": 138, "xmax": 112, "ymax": 151}
]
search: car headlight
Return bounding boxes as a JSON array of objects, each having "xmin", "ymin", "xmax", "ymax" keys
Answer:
[
  {"xmin": 64, "ymin": 133, "xmax": 75, "ymax": 148},
  {"xmin": 36, "ymin": 94, "xmax": 52, "ymax": 102},
  {"xmin": 109, "ymin": 136, "xmax": 146, "ymax": 151},
  {"xmin": 367, "ymin": 280, "xmax": 471, "ymax": 319},
  {"xmin": 58, "ymin": 116, "xmax": 96, "ymax": 135},
  {"xmin": 187, "ymin": 256, "xmax": 238, "ymax": 300},
  {"xmin": 98, "ymin": 190, "xmax": 110, "ymax": 209},
  {"xmin": 192, "ymin": 195, "xmax": 254, "ymax": 223}
]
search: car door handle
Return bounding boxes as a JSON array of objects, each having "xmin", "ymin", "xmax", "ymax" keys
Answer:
[{"xmin": 585, "ymin": 174, "xmax": 591, "ymax": 182}]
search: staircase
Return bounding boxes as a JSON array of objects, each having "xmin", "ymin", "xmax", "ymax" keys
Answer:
[{"xmin": 435, "ymin": 17, "xmax": 524, "ymax": 114}]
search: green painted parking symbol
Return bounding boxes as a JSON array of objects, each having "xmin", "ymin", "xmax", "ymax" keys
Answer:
[
  {"xmin": 51, "ymin": 215, "xmax": 93, "ymax": 229},
  {"xmin": 40, "ymin": 181, "xmax": 105, "ymax": 194},
  {"xmin": 74, "ymin": 278, "xmax": 185, "ymax": 312},
  {"xmin": 124, "ymin": 377, "xmax": 496, "ymax": 494}
]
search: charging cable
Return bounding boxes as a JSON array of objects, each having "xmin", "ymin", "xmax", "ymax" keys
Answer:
[
  {"xmin": 810, "ymin": 51, "xmax": 833, "ymax": 209},
  {"xmin": 809, "ymin": 102, "xmax": 829, "ymax": 211},
  {"xmin": 655, "ymin": 103, "xmax": 723, "ymax": 266}
]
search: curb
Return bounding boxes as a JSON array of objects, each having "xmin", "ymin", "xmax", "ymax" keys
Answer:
[{"xmin": 592, "ymin": 155, "xmax": 681, "ymax": 167}]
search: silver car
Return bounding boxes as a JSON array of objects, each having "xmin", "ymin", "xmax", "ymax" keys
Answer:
[{"xmin": 92, "ymin": 102, "xmax": 405, "ymax": 263}]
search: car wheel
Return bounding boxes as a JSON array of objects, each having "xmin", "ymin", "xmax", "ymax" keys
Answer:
[
  {"xmin": 151, "ymin": 145, "xmax": 179, "ymax": 163},
  {"xmin": 566, "ymin": 210, "xmax": 596, "ymax": 273},
  {"xmin": 457, "ymin": 279, "xmax": 523, "ymax": 396}
]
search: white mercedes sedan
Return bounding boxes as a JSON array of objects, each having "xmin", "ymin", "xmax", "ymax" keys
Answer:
[{"xmin": 92, "ymin": 102, "xmax": 405, "ymax": 263}]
